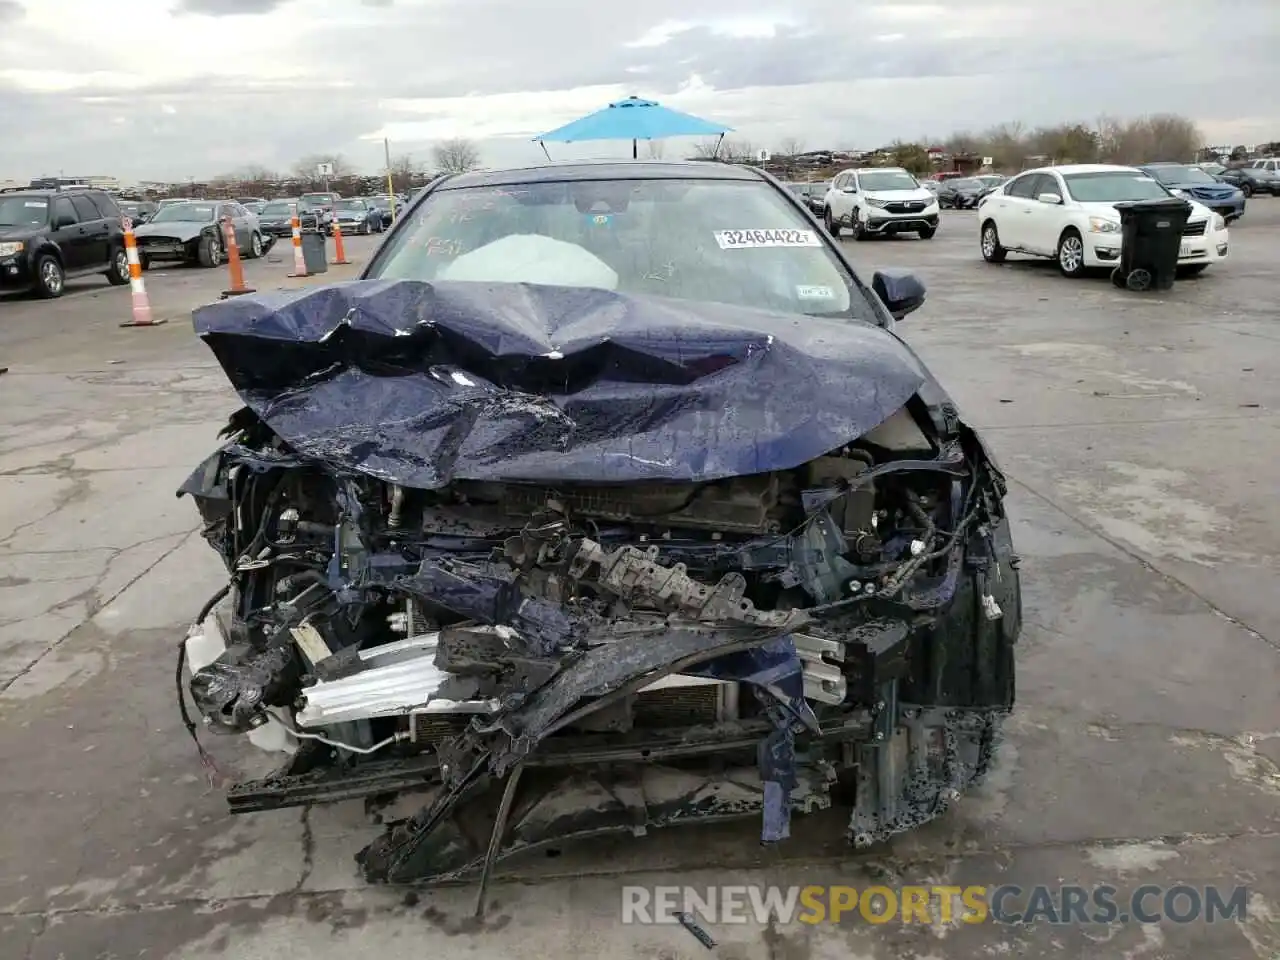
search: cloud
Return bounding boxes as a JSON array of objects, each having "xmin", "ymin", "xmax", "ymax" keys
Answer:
[
  {"xmin": 0, "ymin": 0, "xmax": 1276, "ymax": 181},
  {"xmin": 0, "ymin": 0, "xmax": 24, "ymax": 18}
]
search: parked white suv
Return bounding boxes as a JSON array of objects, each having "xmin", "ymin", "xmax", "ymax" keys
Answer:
[
  {"xmin": 1249, "ymin": 158, "xmax": 1279, "ymax": 173},
  {"xmin": 977, "ymin": 164, "xmax": 1229, "ymax": 278},
  {"xmin": 823, "ymin": 167, "xmax": 940, "ymax": 241}
]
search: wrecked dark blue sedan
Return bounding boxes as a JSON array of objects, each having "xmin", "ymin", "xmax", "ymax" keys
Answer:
[{"xmin": 178, "ymin": 161, "xmax": 1021, "ymax": 892}]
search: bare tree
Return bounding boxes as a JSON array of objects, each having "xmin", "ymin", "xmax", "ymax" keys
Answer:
[
  {"xmin": 387, "ymin": 153, "xmax": 418, "ymax": 192},
  {"xmin": 432, "ymin": 138, "xmax": 481, "ymax": 174},
  {"xmin": 291, "ymin": 154, "xmax": 349, "ymax": 189},
  {"xmin": 1141, "ymin": 113, "xmax": 1201, "ymax": 162},
  {"xmin": 689, "ymin": 137, "xmax": 724, "ymax": 160},
  {"xmin": 718, "ymin": 138, "xmax": 758, "ymax": 164},
  {"xmin": 776, "ymin": 137, "xmax": 805, "ymax": 158}
]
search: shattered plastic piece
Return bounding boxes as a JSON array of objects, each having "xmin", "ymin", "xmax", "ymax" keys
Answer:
[
  {"xmin": 678, "ymin": 912, "xmax": 718, "ymax": 949},
  {"xmin": 981, "ymin": 593, "xmax": 1003, "ymax": 620}
]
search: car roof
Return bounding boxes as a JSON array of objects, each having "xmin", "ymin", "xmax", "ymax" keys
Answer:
[
  {"xmin": 838, "ymin": 167, "xmax": 909, "ymax": 175},
  {"xmin": 439, "ymin": 159, "xmax": 766, "ymax": 190},
  {"xmin": 1019, "ymin": 163, "xmax": 1145, "ymax": 176}
]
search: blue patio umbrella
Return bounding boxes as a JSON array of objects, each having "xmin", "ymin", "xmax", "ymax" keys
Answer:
[{"xmin": 535, "ymin": 95, "xmax": 732, "ymax": 159}]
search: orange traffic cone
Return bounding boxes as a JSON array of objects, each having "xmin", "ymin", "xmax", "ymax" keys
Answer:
[
  {"xmin": 287, "ymin": 205, "xmax": 309, "ymax": 278},
  {"xmin": 331, "ymin": 217, "xmax": 350, "ymax": 265},
  {"xmin": 119, "ymin": 217, "xmax": 166, "ymax": 327},
  {"xmin": 219, "ymin": 216, "xmax": 255, "ymax": 299}
]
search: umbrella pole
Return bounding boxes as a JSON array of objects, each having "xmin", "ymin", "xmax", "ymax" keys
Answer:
[
  {"xmin": 714, "ymin": 133, "xmax": 725, "ymax": 159},
  {"xmin": 633, "ymin": 138, "xmax": 638, "ymax": 159},
  {"xmin": 538, "ymin": 140, "xmax": 552, "ymax": 161}
]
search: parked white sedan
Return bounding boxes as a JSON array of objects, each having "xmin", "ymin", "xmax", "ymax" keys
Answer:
[{"xmin": 977, "ymin": 164, "xmax": 1229, "ymax": 278}]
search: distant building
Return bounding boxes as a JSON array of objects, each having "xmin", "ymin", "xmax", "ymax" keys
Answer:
[{"xmin": 28, "ymin": 175, "xmax": 121, "ymax": 191}]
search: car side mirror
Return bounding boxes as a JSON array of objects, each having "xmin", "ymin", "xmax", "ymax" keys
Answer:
[
  {"xmin": 844, "ymin": 184, "xmax": 858, "ymax": 193},
  {"xmin": 54, "ymin": 214, "xmax": 76, "ymax": 229},
  {"xmin": 1037, "ymin": 192, "xmax": 1062, "ymax": 204},
  {"xmin": 872, "ymin": 269, "xmax": 926, "ymax": 321}
]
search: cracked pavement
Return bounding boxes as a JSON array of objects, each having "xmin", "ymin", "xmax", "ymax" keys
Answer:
[{"xmin": 0, "ymin": 221, "xmax": 1277, "ymax": 959}]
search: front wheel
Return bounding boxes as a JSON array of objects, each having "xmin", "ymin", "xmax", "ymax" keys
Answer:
[
  {"xmin": 980, "ymin": 221, "xmax": 1007, "ymax": 263},
  {"xmin": 825, "ymin": 209, "xmax": 840, "ymax": 238},
  {"xmin": 247, "ymin": 232, "xmax": 264, "ymax": 259},
  {"xmin": 1240, "ymin": 183, "xmax": 1253, "ymax": 198},
  {"xmin": 197, "ymin": 234, "xmax": 223, "ymax": 268},
  {"xmin": 1178, "ymin": 264, "xmax": 1209, "ymax": 277},
  {"xmin": 918, "ymin": 226, "xmax": 937, "ymax": 240},
  {"xmin": 105, "ymin": 247, "xmax": 130, "ymax": 285},
  {"xmin": 34, "ymin": 255, "xmax": 65, "ymax": 298},
  {"xmin": 850, "ymin": 212, "xmax": 868, "ymax": 242},
  {"xmin": 1056, "ymin": 229, "xmax": 1087, "ymax": 278}
]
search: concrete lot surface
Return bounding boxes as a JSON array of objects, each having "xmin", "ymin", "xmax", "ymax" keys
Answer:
[{"xmin": 1, "ymin": 210, "xmax": 1277, "ymax": 959}]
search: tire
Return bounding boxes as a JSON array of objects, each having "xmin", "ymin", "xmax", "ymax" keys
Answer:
[
  {"xmin": 825, "ymin": 209, "xmax": 840, "ymax": 238},
  {"xmin": 1178, "ymin": 264, "xmax": 1209, "ymax": 277},
  {"xmin": 980, "ymin": 220, "xmax": 1007, "ymax": 263},
  {"xmin": 105, "ymin": 247, "xmax": 130, "ymax": 285},
  {"xmin": 1240, "ymin": 183, "xmax": 1253, "ymax": 198},
  {"xmin": 34, "ymin": 254, "xmax": 65, "ymax": 298},
  {"xmin": 1056, "ymin": 228, "xmax": 1087, "ymax": 278},
  {"xmin": 247, "ymin": 232, "xmax": 264, "ymax": 259},
  {"xmin": 918, "ymin": 226, "xmax": 937, "ymax": 240},
  {"xmin": 197, "ymin": 234, "xmax": 222, "ymax": 268},
  {"xmin": 139, "ymin": 253, "xmax": 152, "ymax": 272},
  {"xmin": 850, "ymin": 211, "xmax": 868, "ymax": 242}
]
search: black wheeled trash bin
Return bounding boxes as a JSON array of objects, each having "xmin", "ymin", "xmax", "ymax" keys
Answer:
[
  {"xmin": 300, "ymin": 230, "xmax": 329, "ymax": 275},
  {"xmin": 1110, "ymin": 197, "xmax": 1192, "ymax": 292}
]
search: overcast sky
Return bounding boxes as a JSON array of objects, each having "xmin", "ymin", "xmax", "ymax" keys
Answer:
[{"xmin": 1, "ymin": 0, "xmax": 1276, "ymax": 181}]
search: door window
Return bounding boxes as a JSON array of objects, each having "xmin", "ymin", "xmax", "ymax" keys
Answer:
[
  {"xmin": 1005, "ymin": 174, "xmax": 1040, "ymax": 199},
  {"xmin": 52, "ymin": 197, "xmax": 78, "ymax": 226},
  {"xmin": 70, "ymin": 196, "xmax": 100, "ymax": 221},
  {"xmin": 1028, "ymin": 174, "xmax": 1058, "ymax": 199},
  {"xmin": 88, "ymin": 194, "xmax": 120, "ymax": 218}
]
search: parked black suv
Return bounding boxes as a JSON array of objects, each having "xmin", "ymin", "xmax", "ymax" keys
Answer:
[{"xmin": 0, "ymin": 189, "xmax": 131, "ymax": 298}]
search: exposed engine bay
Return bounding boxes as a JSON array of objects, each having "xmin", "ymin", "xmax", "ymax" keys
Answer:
[{"xmin": 179, "ymin": 398, "xmax": 1021, "ymax": 886}]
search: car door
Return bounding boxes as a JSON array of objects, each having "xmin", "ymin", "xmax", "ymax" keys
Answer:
[
  {"xmin": 825, "ymin": 174, "xmax": 847, "ymax": 223},
  {"xmin": 214, "ymin": 204, "xmax": 237, "ymax": 249},
  {"xmin": 49, "ymin": 196, "xmax": 91, "ymax": 271},
  {"xmin": 69, "ymin": 194, "xmax": 110, "ymax": 268},
  {"xmin": 230, "ymin": 203, "xmax": 254, "ymax": 247},
  {"xmin": 1022, "ymin": 173, "xmax": 1066, "ymax": 255},
  {"xmin": 993, "ymin": 173, "xmax": 1040, "ymax": 249}
]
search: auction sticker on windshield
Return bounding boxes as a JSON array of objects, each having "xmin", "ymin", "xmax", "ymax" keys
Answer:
[
  {"xmin": 715, "ymin": 228, "xmax": 822, "ymax": 249},
  {"xmin": 796, "ymin": 285, "xmax": 835, "ymax": 300}
]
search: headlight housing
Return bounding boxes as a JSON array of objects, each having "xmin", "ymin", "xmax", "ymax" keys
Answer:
[
  {"xmin": 1212, "ymin": 214, "xmax": 1227, "ymax": 231},
  {"xmin": 1088, "ymin": 216, "xmax": 1121, "ymax": 234},
  {"xmin": 0, "ymin": 241, "xmax": 24, "ymax": 257},
  {"xmin": 864, "ymin": 198, "xmax": 887, "ymax": 208}
]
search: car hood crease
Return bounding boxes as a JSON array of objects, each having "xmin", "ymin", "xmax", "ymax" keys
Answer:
[{"xmin": 192, "ymin": 279, "xmax": 930, "ymax": 488}]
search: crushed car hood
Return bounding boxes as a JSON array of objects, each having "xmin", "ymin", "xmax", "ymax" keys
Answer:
[
  {"xmin": 191, "ymin": 279, "xmax": 931, "ymax": 489},
  {"xmin": 134, "ymin": 221, "xmax": 209, "ymax": 241}
]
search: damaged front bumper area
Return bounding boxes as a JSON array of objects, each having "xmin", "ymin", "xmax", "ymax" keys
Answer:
[{"xmin": 178, "ymin": 280, "xmax": 1021, "ymax": 885}]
